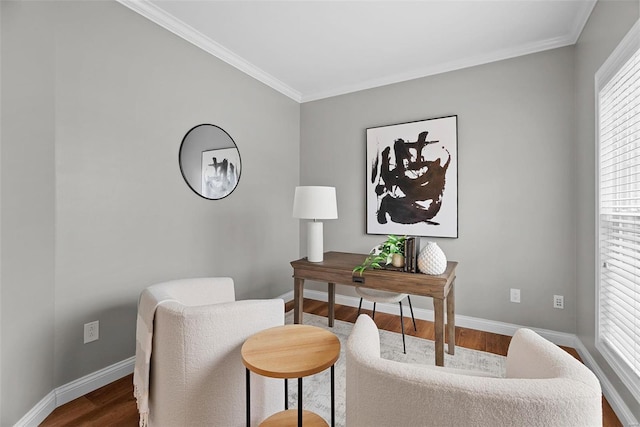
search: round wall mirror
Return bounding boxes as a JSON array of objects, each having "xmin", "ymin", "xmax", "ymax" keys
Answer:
[{"xmin": 179, "ymin": 124, "xmax": 242, "ymax": 200}]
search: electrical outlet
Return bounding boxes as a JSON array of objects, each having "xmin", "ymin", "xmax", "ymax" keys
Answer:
[
  {"xmin": 84, "ymin": 321, "xmax": 99, "ymax": 343},
  {"xmin": 553, "ymin": 295, "xmax": 564, "ymax": 309},
  {"xmin": 510, "ymin": 288, "xmax": 521, "ymax": 303}
]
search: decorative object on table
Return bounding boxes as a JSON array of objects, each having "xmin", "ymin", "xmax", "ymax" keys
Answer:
[
  {"xmin": 178, "ymin": 124, "xmax": 242, "ymax": 200},
  {"xmin": 403, "ymin": 236, "xmax": 419, "ymax": 273},
  {"xmin": 366, "ymin": 115, "xmax": 458, "ymax": 238},
  {"xmin": 391, "ymin": 253, "xmax": 405, "ymax": 268},
  {"xmin": 352, "ymin": 235, "xmax": 406, "ymax": 275},
  {"xmin": 417, "ymin": 241, "xmax": 447, "ymax": 275},
  {"xmin": 293, "ymin": 186, "xmax": 338, "ymax": 263}
]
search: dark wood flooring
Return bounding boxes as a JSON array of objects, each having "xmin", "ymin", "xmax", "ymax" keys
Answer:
[{"xmin": 40, "ymin": 298, "xmax": 621, "ymax": 426}]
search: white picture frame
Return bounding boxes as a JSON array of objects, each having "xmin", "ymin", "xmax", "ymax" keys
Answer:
[{"xmin": 366, "ymin": 115, "xmax": 458, "ymax": 238}]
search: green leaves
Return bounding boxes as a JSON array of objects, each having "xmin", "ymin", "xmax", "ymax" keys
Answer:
[{"xmin": 352, "ymin": 235, "xmax": 407, "ymax": 276}]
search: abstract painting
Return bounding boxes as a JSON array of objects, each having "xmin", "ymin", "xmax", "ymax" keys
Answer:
[
  {"xmin": 366, "ymin": 115, "xmax": 458, "ymax": 238},
  {"xmin": 201, "ymin": 148, "xmax": 241, "ymax": 200}
]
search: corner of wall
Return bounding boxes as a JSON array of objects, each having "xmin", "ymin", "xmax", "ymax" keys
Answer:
[{"xmin": 0, "ymin": 0, "xmax": 3, "ymax": 422}]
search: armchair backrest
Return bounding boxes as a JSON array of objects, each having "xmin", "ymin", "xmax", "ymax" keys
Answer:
[
  {"xmin": 346, "ymin": 314, "xmax": 602, "ymax": 427},
  {"xmin": 146, "ymin": 276, "xmax": 235, "ymax": 306},
  {"xmin": 146, "ymin": 278, "xmax": 284, "ymax": 427}
]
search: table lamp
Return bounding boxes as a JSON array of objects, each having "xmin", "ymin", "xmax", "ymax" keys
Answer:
[{"xmin": 293, "ymin": 186, "xmax": 338, "ymax": 262}]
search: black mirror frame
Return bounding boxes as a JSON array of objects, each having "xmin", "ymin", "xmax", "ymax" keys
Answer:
[{"xmin": 178, "ymin": 124, "xmax": 242, "ymax": 200}]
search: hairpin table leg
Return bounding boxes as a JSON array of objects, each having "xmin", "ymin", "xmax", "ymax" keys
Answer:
[{"xmin": 245, "ymin": 369, "xmax": 250, "ymax": 427}]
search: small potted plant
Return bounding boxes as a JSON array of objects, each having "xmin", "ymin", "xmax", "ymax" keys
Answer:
[{"xmin": 353, "ymin": 235, "xmax": 406, "ymax": 275}]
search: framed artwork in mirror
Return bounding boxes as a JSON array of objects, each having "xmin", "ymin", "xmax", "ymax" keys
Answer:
[
  {"xmin": 366, "ymin": 115, "xmax": 458, "ymax": 238},
  {"xmin": 201, "ymin": 147, "xmax": 241, "ymax": 199}
]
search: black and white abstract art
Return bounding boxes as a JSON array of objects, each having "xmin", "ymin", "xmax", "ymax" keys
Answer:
[
  {"xmin": 201, "ymin": 148, "xmax": 241, "ymax": 200},
  {"xmin": 366, "ymin": 115, "xmax": 458, "ymax": 238}
]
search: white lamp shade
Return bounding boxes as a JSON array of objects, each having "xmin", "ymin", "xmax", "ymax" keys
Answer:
[{"xmin": 292, "ymin": 186, "xmax": 338, "ymax": 219}]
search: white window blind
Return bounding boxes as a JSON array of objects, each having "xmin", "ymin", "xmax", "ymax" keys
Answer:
[{"xmin": 596, "ymin": 20, "xmax": 640, "ymax": 403}]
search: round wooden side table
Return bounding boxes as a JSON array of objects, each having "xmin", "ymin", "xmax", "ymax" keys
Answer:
[{"xmin": 241, "ymin": 324, "xmax": 340, "ymax": 427}]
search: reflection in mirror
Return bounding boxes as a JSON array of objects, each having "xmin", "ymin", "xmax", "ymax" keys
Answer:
[{"xmin": 179, "ymin": 124, "xmax": 242, "ymax": 200}]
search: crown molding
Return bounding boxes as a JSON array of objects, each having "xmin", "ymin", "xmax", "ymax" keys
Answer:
[
  {"xmin": 115, "ymin": 0, "xmax": 302, "ymax": 103},
  {"xmin": 569, "ymin": 0, "xmax": 597, "ymax": 44},
  {"xmin": 117, "ymin": 0, "xmax": 596, "ymax": 105},
  {"xmin": 301, "ymin": 33, "xmax": 578, "ymax": 103},
  {"xmin": 301, "ymin": 0, "xmax": 596, "ymax": 102}
]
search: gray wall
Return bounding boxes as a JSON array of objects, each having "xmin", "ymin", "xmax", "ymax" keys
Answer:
[
  {"xmin": 1, "ymin": 1, "xmax": 300, "ymax": 424},
  {"xmin": 0, "ymin": 2, "xmax": 3, "ymax": 422},
  {"xmin": 574, "ymin": 0, "xmax": 640, "ymax": 420},
  {"xmin": 1, "ymin": 2, "xmax": 57, "ymax": 424},
  {"xmin": 301, "ymin": 46, "xmax": 577, "ymax": 332}
]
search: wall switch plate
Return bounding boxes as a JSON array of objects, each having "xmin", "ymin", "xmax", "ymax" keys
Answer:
[
  {"xmin": 84, "ymin": 321, "xmax": 99, "ymax": 343},
  {"xmin": 553, "ymin": 295, "xmax": 564, "ymax": 309},
  {"xmin": 510, "ymin": 288, "xmax": 521, "ymax": 303}
]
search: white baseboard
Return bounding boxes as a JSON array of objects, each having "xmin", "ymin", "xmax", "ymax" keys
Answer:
[
  {"xmin": 280, "ymin": 288, "xmax": 639, "ymax": 426},
  {"xmin": 17, "ymin": 290, "xmax": 639, "ymax": 427},
  {"xmin": 15, "ymin": 357, "xmax": 135, "ymax": 427},
  {"xmin": 55, "ymin": 356, "xmax": 135, "ymax": 407},
  {"xmin": 279, "ymin": 289, "xmax": 577, "ymax": 346},
  {"xmin": 573, "ymin": 340, "xmax": 640, "ymax": 427},
  {"xmin": 14, "ymin": 391, "xmax": 56, "ymax": 427}
]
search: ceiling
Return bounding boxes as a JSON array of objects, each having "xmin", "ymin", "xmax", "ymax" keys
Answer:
[{"xmin": 117, "ymin": 0, "xmax": 596, "ymax": 103}]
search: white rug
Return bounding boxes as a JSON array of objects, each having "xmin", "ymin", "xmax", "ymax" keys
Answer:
[{"xmin": 283, "ymin": 312, "xmax": 506, "ymax": 427}]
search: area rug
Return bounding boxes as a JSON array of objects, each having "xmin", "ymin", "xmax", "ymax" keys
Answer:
[{"xmin": 283, "ymin": 312, "xmax": 506, "ymax": 427}]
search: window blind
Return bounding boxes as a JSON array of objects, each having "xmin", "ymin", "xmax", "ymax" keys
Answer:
[{"xmin": 597, "ymin": 22, "xmax": 640, "ymax": 403}]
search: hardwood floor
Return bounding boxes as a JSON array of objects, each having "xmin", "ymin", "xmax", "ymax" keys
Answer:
[
  {"xmin": 40, "ymin": 374, "xmax": 137, "ymax": 427},
  {"xmin": 41, "ymin": 298, "xmax": 621, "ymax": 426}
]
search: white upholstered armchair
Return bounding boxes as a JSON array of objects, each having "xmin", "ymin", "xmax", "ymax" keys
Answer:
[
  {"xmin": 346, "ymin": 314, "xmax": 602, "ymax": 427},
  {"xmin": 135, "ymin": 277, "xmax": 284, "ymax": 427}
]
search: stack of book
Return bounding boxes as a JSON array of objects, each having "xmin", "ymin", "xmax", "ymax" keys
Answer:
[{"xmin": 404, "ymin": 237, "xmax": 419, "ymax": 273}]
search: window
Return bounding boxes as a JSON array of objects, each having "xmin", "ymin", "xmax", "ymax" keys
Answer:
[{"xmin": 596, "ymin": 20, "xmax": 640, "ymax": 403}]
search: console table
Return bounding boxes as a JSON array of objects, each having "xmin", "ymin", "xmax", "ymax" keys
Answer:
[{"xmin": 290, "ymin": 251, "xmax": 457, "ymax": 367}]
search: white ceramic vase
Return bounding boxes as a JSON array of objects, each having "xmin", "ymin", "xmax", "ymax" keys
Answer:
[{"xmin": 417, "ymin": 241, "xmax": 447, "ymax": 275}]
